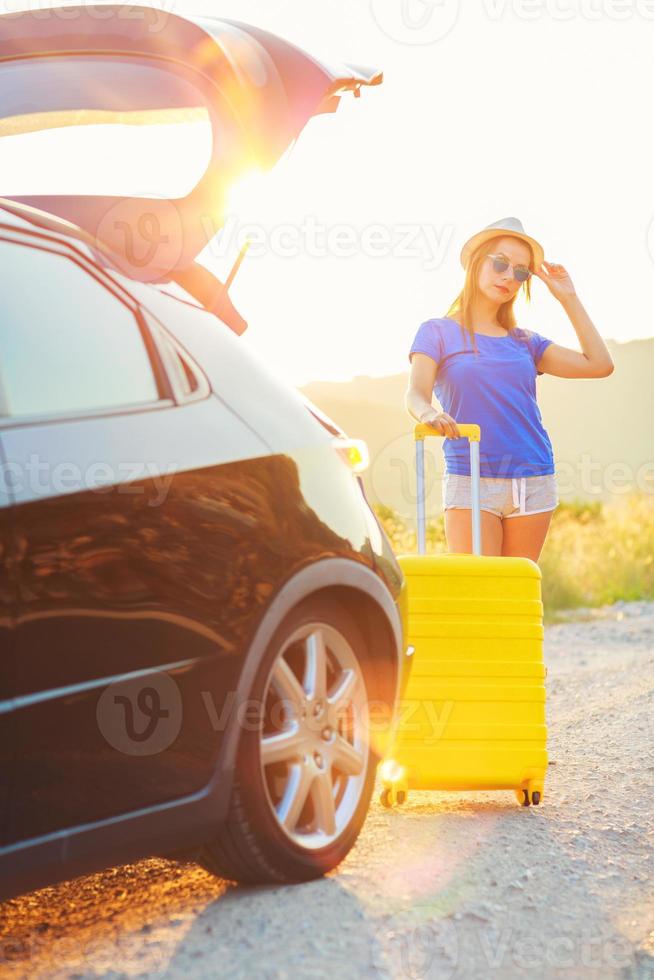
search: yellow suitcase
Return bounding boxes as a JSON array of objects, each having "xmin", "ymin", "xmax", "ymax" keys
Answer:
[{"xmin": 380, "ymin": 423, "xmax": 548, "ymax": 808}]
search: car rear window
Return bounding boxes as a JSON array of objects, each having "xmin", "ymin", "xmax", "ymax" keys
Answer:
[
  {"xmin": 0, "ymin": 240, "xmax": 160, "ymax": 418},
  {"xmin": 0, "ymin": 56, "xmax": 213, "ymax": 198}
]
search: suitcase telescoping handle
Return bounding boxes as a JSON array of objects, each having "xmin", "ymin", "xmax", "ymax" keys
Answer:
[{"xmin": 414, "ymin": 422, "xmax": 482, "ymax": 557}]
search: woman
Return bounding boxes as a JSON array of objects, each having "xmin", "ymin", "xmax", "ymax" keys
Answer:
[{"xmin": 406, "ymin": 217, "xmax": 614, "ymax": 562}]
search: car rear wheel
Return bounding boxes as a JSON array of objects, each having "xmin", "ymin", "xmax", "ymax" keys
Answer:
[{"xmin": 200, "ymin": 596, "xmax": 378, "ymax": 884}]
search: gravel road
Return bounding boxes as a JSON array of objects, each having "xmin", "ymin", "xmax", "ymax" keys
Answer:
[{"xmin": 1, "ymin": 601, "xmax": 653, "ymax": 979}]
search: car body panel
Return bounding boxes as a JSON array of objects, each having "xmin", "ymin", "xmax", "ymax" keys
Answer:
[
  {"xmin": 3, "ymin": 426, "xmax": 378, "ymax": 843},
  {"xmin": 0, "ymin": 257, "xmax": 408, "ymax": 902},
  {"xmin": 121, "ymin": 275, "xmax": 409, "ymax": 619},
  {"xmin": 0, "ymin": 556, "xmax": 404, "ymax": 901},
  {"xmin": 0, "ymin": 387, "xmax": 248, "ymax": 834},
  {"xmin": 0, "ymin": 219, "xmax": 407, "ymax": 860},
  {"xmin": 0, "ymin": 438, "xmax": 17, "ymax": 847},
  {"xmin": 119, "ymin": 276, "xmax": 344, "ymax": 453}
]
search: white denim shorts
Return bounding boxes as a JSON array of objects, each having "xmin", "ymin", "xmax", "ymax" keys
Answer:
[{"xmin": 442, "ymin": 472, "xmax": 559, "ymax": 519}]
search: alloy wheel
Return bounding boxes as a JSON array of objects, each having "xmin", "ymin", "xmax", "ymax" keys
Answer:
[{"xmin": 259, "ymin": 620, "xmax": 369, "ymax": 850}]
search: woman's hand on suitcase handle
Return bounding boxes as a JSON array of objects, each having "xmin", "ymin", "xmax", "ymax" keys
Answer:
[{"xmin": 419, "ymin": 409, "xmax": 461, "ymax": 439}]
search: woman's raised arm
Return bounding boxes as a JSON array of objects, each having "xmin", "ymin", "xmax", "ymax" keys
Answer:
[{"xmin": 533, "ymin": 261, "xmax": 614, "ymax": 379}]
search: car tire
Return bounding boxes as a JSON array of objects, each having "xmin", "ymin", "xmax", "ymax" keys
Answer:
[{"xmin": 200, "ymin": 595, "xmax": 379, "ymax": 884}]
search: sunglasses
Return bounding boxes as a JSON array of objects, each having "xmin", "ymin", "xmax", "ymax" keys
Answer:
[{"xmin": 487, "ymin": 253, "xmax": 532, "ymax": 283}]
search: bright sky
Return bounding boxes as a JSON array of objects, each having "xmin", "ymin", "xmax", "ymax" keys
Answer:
[{"xmin": 2, "ymin": 0, "xmax": 653, "ymax": 385}]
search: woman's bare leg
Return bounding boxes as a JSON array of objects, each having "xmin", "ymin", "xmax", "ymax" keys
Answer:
[
  {"xmin": 444, "ymin": 508, "xmax": 503, "ymax": 556},
  {"xmin": 501, "ymin": 511, "xmax": 554, "ymax": 562}
]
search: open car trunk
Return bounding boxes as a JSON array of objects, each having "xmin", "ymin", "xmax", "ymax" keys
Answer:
[{"xmin": 0, "ymin": 5, "xmax": 382, "ymax": 330}]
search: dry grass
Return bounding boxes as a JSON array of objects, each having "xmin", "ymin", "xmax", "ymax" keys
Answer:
[{"xmin": 373, "ymin": 492, "xmax": 654, "ymax": 620}]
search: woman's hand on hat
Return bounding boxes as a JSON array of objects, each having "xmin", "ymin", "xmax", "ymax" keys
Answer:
[{"xmin": 532, "ymin": 260, "xmax": 576, "ymax": 302}]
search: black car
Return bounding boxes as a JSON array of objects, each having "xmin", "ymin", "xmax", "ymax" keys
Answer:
[{"xmin": 0, "ymin": 7, "xmax": 409, "ymax": 897}]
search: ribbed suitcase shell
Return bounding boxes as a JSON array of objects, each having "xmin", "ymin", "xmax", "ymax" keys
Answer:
[{"xmin": 382, "ymin": 552, "xmax": 548, "ymax": 806}]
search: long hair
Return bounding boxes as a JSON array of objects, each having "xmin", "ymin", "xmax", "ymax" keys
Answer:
[{"xmin": 444, "ymin": 235, "xmax": 533, "ymax": 354}]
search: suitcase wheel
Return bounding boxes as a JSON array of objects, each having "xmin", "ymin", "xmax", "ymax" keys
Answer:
[
  {"xmin": 380, "ymin": 787, "xmax": 408, "ymax": 808},
  {"xmin": 515, "ymin": 787, "xmax": 543, "ymax": 807}
]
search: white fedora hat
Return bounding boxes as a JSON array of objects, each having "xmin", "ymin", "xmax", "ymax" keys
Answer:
[{"xmin": 460, "ymin": 216, "xmax": 545, "ymax": 272}]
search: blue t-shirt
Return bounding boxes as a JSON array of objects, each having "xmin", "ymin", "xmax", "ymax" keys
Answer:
[{"xmin": 408, "ymin": 317, "xmax": 555, "ymax": 478}]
